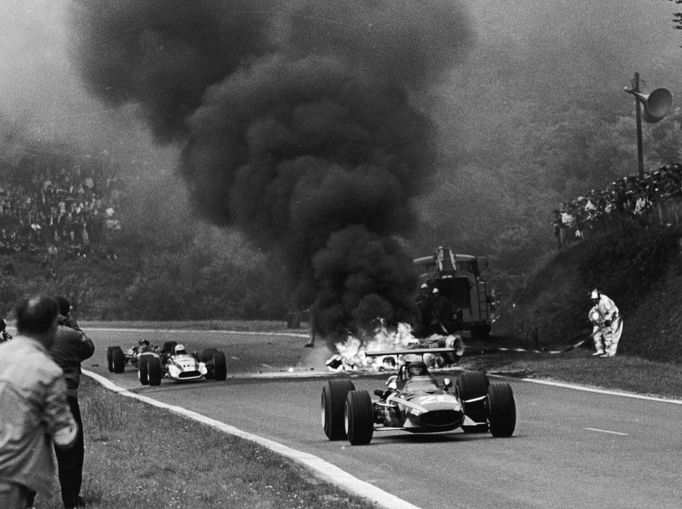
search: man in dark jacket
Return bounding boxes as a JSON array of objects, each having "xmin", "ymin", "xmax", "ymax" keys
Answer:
[
  {"xmin": 0, "ymin": 318, "xmax": 12, "ymax": 342},
  {"xmin": 413, "ymin": 284, "xmax": 433, "ymax": 338},
  {"xmin": 50, "ymin": 297, "xmax": 94, "ymax": 509}
]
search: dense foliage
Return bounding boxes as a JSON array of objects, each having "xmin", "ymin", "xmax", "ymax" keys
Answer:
[{"xmin": 496, "ymin": 226, "xmax": 682, "ymax": 364}]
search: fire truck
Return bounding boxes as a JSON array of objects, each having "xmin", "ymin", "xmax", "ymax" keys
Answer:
[{"xmin": 413, "ymin": 246, "xmax": 494, "ymax": 339}]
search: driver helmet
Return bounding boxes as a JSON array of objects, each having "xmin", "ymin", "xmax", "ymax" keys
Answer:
[
  {"xmin": 406, "ymin": 361, "xmax": 429, "ymax": 378},
  {"xmin": 590, "ymin": 289, "xmax": 600, "ymax": 300},
  {"xmin": 174, "ymin": 344, "xmax": 187, "ymax": 355}
]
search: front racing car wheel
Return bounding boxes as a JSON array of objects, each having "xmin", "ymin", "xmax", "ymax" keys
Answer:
[
  {"xmin": 138, "ymin": 355, "xmax": 150, "ymax": 385},
  {"xmin": 108, "ymin": 346, "xmax": 125, "ymax": 374},
  {"xmin": 147, "ymin": 355, "xmax": 162, "ymax": 386},
  {"xmin": 211, "ymin": 351, "xmax": 227, "ymax": 381},
  {"xmin": 487, "ymin": 381, "xmax": 516, "ymax": 437},
  {"xmin": 345, "ymin": 390, "xmax": 374, "ymax": 445},
  {"xmin": 456, "ymin": 370, "xmax": 490, "ymax": 433},
  {"xmin": 321, "ymin": 380, "xmax": 355, "ymax": 441}
]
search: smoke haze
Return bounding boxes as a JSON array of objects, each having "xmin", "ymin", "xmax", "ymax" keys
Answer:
[
  {"xmin": 3, "ymin": 0, "xmax": 682, "ymax": 330},
  {"xmin": 68, "ymin": 0, "xmax": 472, "ymax": 335}
]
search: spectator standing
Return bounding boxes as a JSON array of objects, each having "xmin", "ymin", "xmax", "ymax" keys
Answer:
[
  {"xmin": 49, "ymin": 297, "xmax": 94, "ymax": 509},
  {"xmin": 552, "ymin": 210, "xmax": 563, "ymax": 249},
  {"xmin": 0, "ymin": 296, "xmax": 77, "ymax": 509},
  {"xmin": 0, "ymin": 318, "xmax": 11, "ymax": 342},
  {"xmin": 414, "ymin": 283, "xmax": 433, "ymax": 337},
  {"xmin": 431, "ymin": 288, "xmax": 457, "ymax": 334}
]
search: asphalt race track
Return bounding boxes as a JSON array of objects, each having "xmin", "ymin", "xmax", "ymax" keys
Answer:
[{"xmin": 86, "ymin": 328, "xmax": 682, "ymax": 509}]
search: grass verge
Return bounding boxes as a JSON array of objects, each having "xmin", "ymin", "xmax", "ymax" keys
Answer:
[
  {"xmin": 458, "ymin": 348, "xmax": 682, "ymax": 400},
  {"xmin": 37, "ymin": 376, "xmax": 374, "ymax": 509}
]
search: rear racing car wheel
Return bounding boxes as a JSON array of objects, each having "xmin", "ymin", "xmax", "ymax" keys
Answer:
[
  {"xmin": 487, "ymin": 381, "xmax": 516, "ymax": 437},
  {"xmin": 109, "ymin": 346, "xmax": 125, "ymax": 374},
  {"xmin": 344, "ymin": 390, "xmax": 374, "ymax": 445},
  {"xmin": 211, "ymin": 351, "xmax": 227, "ymax": 381},
  {"xmin": 456, "ymin": 370, "xmax": 490, "ymax": 433},
  {"xmin": 200, "ymin": 348, "xmax": 218, "ymax": 364},
  {"xmin": 147, "ymin": 356, "xmax": 162, "ymax": 386},
  {"xmin": 161, "ymin": 341, "xmax": 177, "ymax": 355},
  {"xmin": 138, "ymin": 355, "xmax": 150, "ymax": 385},
  {"xmin": 321, "ymin": 380, "xmax": 355, "ymax": 440},
  {"xmin": 106, "ymin": 346, "xmax": 116, "ymax": 372}
]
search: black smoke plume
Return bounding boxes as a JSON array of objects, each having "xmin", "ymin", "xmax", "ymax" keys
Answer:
[{"xmin": 69, "ymin": 0, "xmax": 471, "ymax": 336}]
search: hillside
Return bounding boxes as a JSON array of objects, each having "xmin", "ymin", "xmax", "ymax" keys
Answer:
[
  {"xmin": 0, "ymin": 241, "xmax": 289, "ymax": 322},
  {"xmin": 494, "ymin": 226, "xmax": 682, "ymax": 364}
]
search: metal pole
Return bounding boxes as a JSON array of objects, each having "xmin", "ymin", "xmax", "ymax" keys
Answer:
[{"xmin": 634, "ymin": 72, "xmax": 644, "ymax": 176}]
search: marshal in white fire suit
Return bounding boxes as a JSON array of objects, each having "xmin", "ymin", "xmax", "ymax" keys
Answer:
[{"xmin": 588, "ymin": 291, "xmax": 623, "ymax": 357}]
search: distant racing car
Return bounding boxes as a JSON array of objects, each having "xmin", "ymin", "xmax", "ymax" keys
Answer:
[
  {"xmin": 321, "ymin": 348, "xmax": 516, "ymax": 445},
  {"xmin": 106, "ymin": 340, "xmax": 227, "ymax": 385}
]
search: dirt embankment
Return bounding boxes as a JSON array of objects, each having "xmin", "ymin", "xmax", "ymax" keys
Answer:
[{"xmin": 493, "ymin": 227, "xmax": 682, "ymax": 365}]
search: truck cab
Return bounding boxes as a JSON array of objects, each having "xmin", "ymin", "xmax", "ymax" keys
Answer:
[{"xmin": 414, "ymin": 246, "xmax": 493, "ymax": 339}]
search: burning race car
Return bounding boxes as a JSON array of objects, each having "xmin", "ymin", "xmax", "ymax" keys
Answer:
[
  {"xmin": 106, "ymin": 340, "xmax": 227, "ymax": 385},
  {"xmin": 321, "ymin": 348, "xmax": 516, "ymax": 445}
]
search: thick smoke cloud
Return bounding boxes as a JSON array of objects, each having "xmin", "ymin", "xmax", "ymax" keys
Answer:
[{"xmin": 69, "ymin": 0, "xmax": 471, "ymax": 335}]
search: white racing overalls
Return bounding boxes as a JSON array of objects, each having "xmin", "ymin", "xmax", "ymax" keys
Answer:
[{"xmin": 588, "ymin": 294, "xmax": 623, "ymax": 357}]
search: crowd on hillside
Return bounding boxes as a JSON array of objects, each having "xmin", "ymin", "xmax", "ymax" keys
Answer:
[
  {"xmin": 0, "ymin": 160, "xmax": 124, "ymax": 260},
  {"xmin": 554, "ymin": 163, "xmax": 682, "ymax": 248}
]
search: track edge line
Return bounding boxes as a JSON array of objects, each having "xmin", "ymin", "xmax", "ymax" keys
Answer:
[{"xmin": 83, "ymin": 369, "xmax": 420, "ymax": 509}]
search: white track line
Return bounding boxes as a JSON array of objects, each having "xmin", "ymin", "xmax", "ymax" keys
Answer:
[
  {"xmin": 82, "ymin": 327, "xmax": 309, "ymax": 337},
  {"xmin": 518, "ymin": 377, "xmax": 682, "ymax": 405},
  {"xmin": 584, "ymin": 427, "xmax": 629, "ymax": 436},
  {"xmin": 83, "ymin": 370, "xmax": 420, "ymax": 509}
]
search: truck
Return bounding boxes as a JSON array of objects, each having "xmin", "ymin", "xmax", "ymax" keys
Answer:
[{"xmin": 413, "ymin": 246, "xmax": 494, "ymax": 339}]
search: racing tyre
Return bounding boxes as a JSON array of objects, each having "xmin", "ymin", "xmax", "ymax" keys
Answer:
[
  {"xmin": 321, "ymin": 380, "xmax": 355, "ymax": 440},
  {"xmin": 212, "ymin": 351, "xmax": 227, "ymax": 381},
  {"xmin": 111, "ymin": 346, "xmax": 125, "ymax": 374},
  {"xmin": 106, "ymin": 346, "xmax": 116, "ymax": 372},
  {"xmin": 138, "ymin": 355, "xmax": 150, "ymax": 385},
  {"xmin": 200, "ymin": 348, "xmax": 218, "ymax": 363},
  {"xmin": 488, "ymin": 381, "xmax": 516, "ymax": 437},
  {"xmin": 161, "ymin": 341, "xmax": 177, "ymax": 355},
  {"xmin": 345, "ymin": 390, "xmax": 374, "ymax": 445},
  {"xmin": 457, "ymin": 370, "xmax": 490, "ymax": 432},
  {"xmin": 147, "ymin": 355, "xmax": 162, "ymax": 386}
]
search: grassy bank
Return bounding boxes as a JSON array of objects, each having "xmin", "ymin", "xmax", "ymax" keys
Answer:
[
  {"xmin": 460, "ymin": 349, "xmax": 682, "ymax": 400},
  {"xmin": 36, "ymin": 376, "xmax": 373, "ymax": 509}
]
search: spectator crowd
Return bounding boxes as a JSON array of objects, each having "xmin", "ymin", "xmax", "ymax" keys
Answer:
[
  {"xmin": 0, "ymin": 159, "xmax": 123, "ymax": 260},
  {"xmin": 553, "ymin": 163, "xmax": 682, "ymax": 248}
]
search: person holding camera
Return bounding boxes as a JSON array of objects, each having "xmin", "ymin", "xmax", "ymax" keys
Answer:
[{"xmin": 49, "ymin": 297, "xmax": 94, "ymax": 509}]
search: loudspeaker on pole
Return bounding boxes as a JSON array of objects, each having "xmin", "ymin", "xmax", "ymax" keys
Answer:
[{"xmin": 632, "ymin": 88, "xmax": 673, "ymax": 123}]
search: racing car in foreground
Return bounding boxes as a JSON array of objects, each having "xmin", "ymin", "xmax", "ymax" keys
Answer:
[
  {"xmin": 321, "ymin": 348, "xmax": 516, "ymax": 445},
  {"xmin": 106, "ymin": 340, "xmax": 227, "ymax": 385}
]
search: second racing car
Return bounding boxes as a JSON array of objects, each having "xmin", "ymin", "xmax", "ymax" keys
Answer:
[
  {"xmin": 321, "ymin": 348, "xmax": 516, "ymax": 445},
  {"xmin": 106, "ymin": 340, "xmax": 227, "ymax": 385}
]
